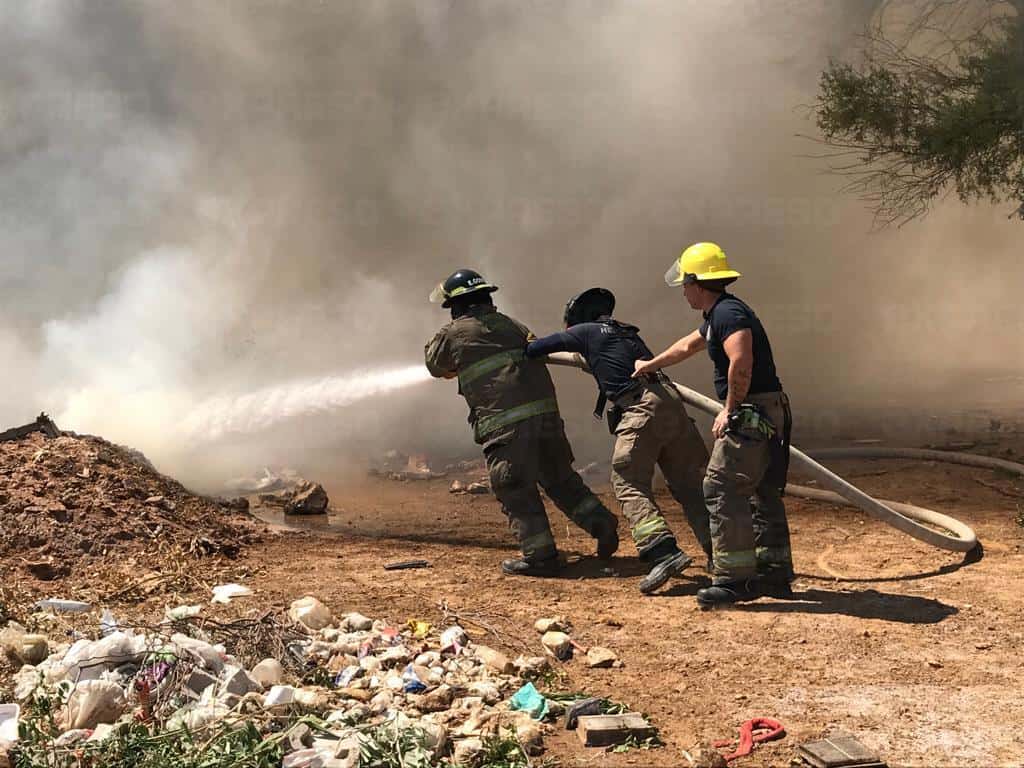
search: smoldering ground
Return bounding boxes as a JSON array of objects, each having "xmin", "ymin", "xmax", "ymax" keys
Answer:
[{"xmin": 1, "ymin": 0, "xmax": 1020, "ymax": 489}]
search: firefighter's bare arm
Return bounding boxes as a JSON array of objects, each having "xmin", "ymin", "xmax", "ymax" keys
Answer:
[
  {"xmin": 712, "ymin": 329, "xmax": 753, "ymax": 437},
  {"xmin": 632, "ymin": 328, "xmax": 706, "ymax": 377}
]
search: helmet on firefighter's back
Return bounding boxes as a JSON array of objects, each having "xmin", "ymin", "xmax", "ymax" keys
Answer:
[
  {"xmin": 563, "ymin": 287, "xmax": 616, "ymax": 328},
  {"xmin": 664, "ymin": 242, "xmax": 742, "ymax": 286},
  {"xmin": 429, "ymin": 269, "xmax": 499, "ymax": 308}
]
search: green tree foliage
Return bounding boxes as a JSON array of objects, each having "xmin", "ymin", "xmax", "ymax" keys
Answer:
[{"xmin": 813, "ymin": 0, "xmax": 1024, "ymax": 224}]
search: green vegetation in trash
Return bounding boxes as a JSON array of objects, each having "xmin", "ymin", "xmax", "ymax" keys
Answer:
[
  {"xmin": 13, "ymin": 687, "xmax": 333, "ymax": 768},
  {"xmin": 357, "ymin": 722, "xmax": 435, "ymax": 768},
  {"xmin": 605, "ymin": 733, "xmax": 664, "ymax": 754},
  {"xmin": 461, "ymin": 731, "xmax": 530, "ymax": 768}
]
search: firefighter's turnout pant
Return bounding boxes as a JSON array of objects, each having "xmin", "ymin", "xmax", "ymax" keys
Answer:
[
  {"xmin": 610, "ymin": 378, "xmax": 712, "ymax": 561},
  {"xmin": 484, "ymin": 412, "xmax": 615, "ymax": 562},
  {"xmin": 704, "ymin": 391, "xmax": 794, "ymax": 582}
]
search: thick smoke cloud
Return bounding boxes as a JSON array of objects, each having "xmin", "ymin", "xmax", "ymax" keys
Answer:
[{"xmin": 2, "ymin": 0, "xmax": 1020, "ymax": 488}]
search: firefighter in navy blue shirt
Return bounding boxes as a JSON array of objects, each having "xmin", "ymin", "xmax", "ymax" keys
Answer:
[
  {"xmin": 526, "ymin": 288, "xmax": 712, "ymax": 595},
  {"xmin": 635, "ymin": 243, "xmax": 794, "ymax": 607}
]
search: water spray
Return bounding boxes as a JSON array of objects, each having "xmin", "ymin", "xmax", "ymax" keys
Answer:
[{"xmin": 183, "ymin": 365, "xmax": 432, "ymax": 441}]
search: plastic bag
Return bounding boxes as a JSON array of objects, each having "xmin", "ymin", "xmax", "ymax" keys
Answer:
[
  {"xmin": 59, "ymin": 680, "xmax": 126, "ymax": 730},
  {"xmin": 509, "ymin": 682, "xmax": 549, "ymax": 720}
]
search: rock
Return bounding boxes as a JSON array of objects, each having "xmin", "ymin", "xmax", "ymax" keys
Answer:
[
  {"xmin": 59, "ymin": 679, "xmax": 126, "ymax": 730},
  {"xmin": 465, "ymin": 482, "xmax": 490, "ymax": 494},
  {"xmin": 285, "ymin": 483, "xmax": 329, "ymax": 515},
  {"xmin": 513, "ymin": 655, "xmax": 550, "ymax": 679},
  {"xmin": 541, "ymin": 631, "xmax": 572, "ymax": 660},
  {"xmin": 344, "ymin": 612, "xmax": 373, "ymax": 632},
  {"xmin": 534, "ymin": 616, "xmax": 568, "ymax": 634},
  {"xmin": 338, "ymin": 687, "xmax": 372, "ymax": 703},
  {"xmin": 452, "ymin": 737, "xmax": 483, "ymax": 766},
  {"xmin": 506, "ymin": 713, "xmax": 544, "ymax": 755},
  {"xmin": 332, "ymin": 737, "xmax": 361, "ymax": 768},
  {"xmin": 369, "ymin": 690, "xmax": 394, "ymax": 714},
  {"xmin": 586, "ymin": 646, "xmax": 618, "ymax": 669},
  {"xmin": 46, "ymin": 502, "xmax": 71, "ymax": 523},
  {"xmin": 24, "ymin": 559, "xmax": 67, "ymax": 581},
  {"xmin": 287, "ymin": 723, "xmax": 314, "ymax": 751},
  {"xmin": 416, "ymin": 684, "xmax": 454, "ymax": 713},
  {"xmin": 289, "ymin": 596, "xmax": 332, "ymax": 631},
  {"xmin": 449, "ymin": 480, "xmax": 465, "ymax": 493},
  {"xmin": 415, "ymin": 651, "xmax": 441, "ymax": 667},
  {"xmin": 467, "ymin": 681, "xmax": 501, "ymax": 704},
  {"xmin": 251, "ymin": 658, "xmax": 285, "ymax": 687},
  {"xmin": 183, "ymin": 669, "xmax": 219, "ymax": 698},
  {"xmin": 378, "ymin": 645, "xmax": 412, "ymax": 667},
  {"xmin": 686, "ymin": 745, "xmax": 729, "ymax": 768},
  {"xmin": 13, "ymin": 635, "xmax": 49, "ymax": 666},
  {"xmin": 474, "ymin": 645, "xmax": 513, "ymax": 674},
  {"xmin": 420, "ymin": 722, "xmax": 449, "ymax": 757},
  {"xmin": 222, "ymin": 665, "xmax": 262, "ymax": 696},
  {"xmin": 359, "ymin": 656, "xmax": 381, "ymax": 674}
]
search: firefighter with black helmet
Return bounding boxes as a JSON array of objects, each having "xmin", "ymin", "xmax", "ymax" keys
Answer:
[
  {"xmin": 425, "ymin": 269, "xmax": 619, "ymax": 576},
  {"xmin": 525, "ymin": 287, "xmax": 713, "ymax": 594}
]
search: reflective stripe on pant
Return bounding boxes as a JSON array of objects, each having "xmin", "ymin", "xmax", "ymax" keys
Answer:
[
  {"xmin": 610, "ymin": 381, "xmax": 712, "ymax": 560},
  {"xmin": 704, "ymin": 391, "xmax": 793, "ymax": 582},
  {"xmin": 485, "ymin": 412, "xmax": 615, "ymax": 561}
]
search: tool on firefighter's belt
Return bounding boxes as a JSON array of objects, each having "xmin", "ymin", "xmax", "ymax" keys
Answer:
[
  {"xmin": 606, "ymin": 404, "xmax": 623, "ymax": 434},
  {"xmin": 727, "ymin": 404, "xmax": 776, "ymax": 440},
  {"xmin": 765, "ymin": 399, "xmax": 793, "ymax": 495}
]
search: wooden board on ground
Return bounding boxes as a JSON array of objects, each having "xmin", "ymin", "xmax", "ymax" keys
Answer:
[
  {"xmin": 576, "ymin": 713, "xmax": 657, "ymax": 747},
  {"xmin": 797, "ymin": 736, "xmax": 886, "ymax": 768}
]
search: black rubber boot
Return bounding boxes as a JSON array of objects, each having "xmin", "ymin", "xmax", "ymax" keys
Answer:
[
  {"xmin": 757, "ymin": 571, "xmax": 794, "ymax": 599},
  {"xmin": 639, "ymin": 550, "xmax": 692, "ymax": 595},
  {"xmin": 501, "ymin": 556, "xmax": 562, "ymax": 577},
  {"xmin": 594, "ymin": 520, "xmax": 620, "ymax": 560},
  {"xmin": 696, "ymin": 579, "xmax": 761, "ymax": 608}
]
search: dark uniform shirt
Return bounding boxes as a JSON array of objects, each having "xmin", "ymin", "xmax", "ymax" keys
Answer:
[
  {"xmin": 425, "ymin": 304, "xmax": 559, "ymax": 443},
  {"xmin": 525, "ymin": 320, "xmax": 652, "ymax": 400},
  {"xmin": 700, "ymin": 293, "xmax": 782, "ymax": 400}
]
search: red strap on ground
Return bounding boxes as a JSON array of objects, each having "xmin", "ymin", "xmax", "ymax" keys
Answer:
[{"xmin": 712, "ymin": 717, "xmax": 786, "ymax": 761}]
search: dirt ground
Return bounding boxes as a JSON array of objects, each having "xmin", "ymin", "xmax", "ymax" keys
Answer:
[
  {"xmin": 230, "ymin": 455, "xmax": 1024, "ymax": 768},
  {"xmin": 4, "ymin": 432, "xmax": 1021, "ymax": 767}
]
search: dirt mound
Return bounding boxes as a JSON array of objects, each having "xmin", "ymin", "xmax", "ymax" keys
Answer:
[{"xmin": 0, "ymin": 431, "xmax": 258, "ymax": 585}]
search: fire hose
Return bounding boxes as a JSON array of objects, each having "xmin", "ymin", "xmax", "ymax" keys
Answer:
[{"xmin": 543, "ymin": 352, "xmax": 1010, "ymax": 553}]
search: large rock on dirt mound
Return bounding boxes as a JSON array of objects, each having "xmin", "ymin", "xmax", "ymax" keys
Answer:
[{"xmin": 285, "ymin": 483, "xmax": 329, "ymax": 515}]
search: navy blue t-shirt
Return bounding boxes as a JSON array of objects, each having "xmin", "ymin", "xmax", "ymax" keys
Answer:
[
  {"xmin": 700, "ymin": 293, "xmax": 782, "ymax": 400},
  {"xmin": 526, "ymin": 321, "xmax": 652, "ymax": 399}
]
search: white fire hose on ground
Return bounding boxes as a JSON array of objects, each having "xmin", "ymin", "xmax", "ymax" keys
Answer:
[{"xmin": 543, "ymin": 352, "xmax": 1018, "ymax": 553}]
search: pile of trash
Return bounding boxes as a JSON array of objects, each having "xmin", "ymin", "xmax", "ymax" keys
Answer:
[
  {"xmin": 225, "ymin": 468, "xmax": 330, "ymax": 516},
  {"xmin": 0, "ymin": 596, "xmax": 567, "ymax": 767},
  {"xmin": 368, "ymin": 451, "xmax": 446, "ymax": 482},
  {"xmin": 0, "ymin": 431, "xmax": 257, "ymax": 583}
]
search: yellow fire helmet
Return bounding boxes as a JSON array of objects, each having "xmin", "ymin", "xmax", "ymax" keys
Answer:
[{"xmin": 664, "ymin": 242, "xmax": 742, "ymax": 286}]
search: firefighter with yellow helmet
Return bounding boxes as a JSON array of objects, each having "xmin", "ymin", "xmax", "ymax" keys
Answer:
[
  {"xmin": 635, "ymin": 243, "xmax": 794, "ymax": 607},
  {"xmin": 425, "ymin": 269, "xmax": 619, "ymax": 576}
]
